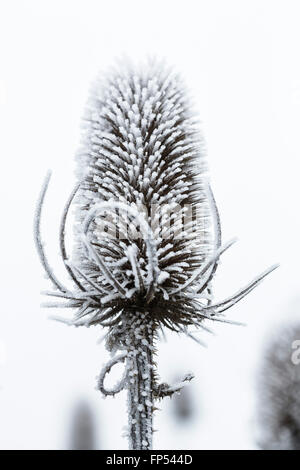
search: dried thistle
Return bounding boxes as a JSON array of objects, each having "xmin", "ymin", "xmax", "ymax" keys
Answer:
[
  {"xmin": 34, "ymin": 59, "xmax": 278, "ymax": 450},
  {"xmin": 257, "ymin": 322, "xmax": 300, "ymax": 450}
]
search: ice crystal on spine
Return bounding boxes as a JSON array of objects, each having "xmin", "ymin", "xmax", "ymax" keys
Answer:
[{"xmin": 34, "ymin": 59, "xmax": 278, "ymax": 450}]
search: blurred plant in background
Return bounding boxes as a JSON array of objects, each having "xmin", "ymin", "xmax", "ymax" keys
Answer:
[
  {"xmin": 257, "ymin": 321, "xmax": 300, "ymax": 450},
  {"xmin": 170, "ymin": 374, "xmax": 197, "ymax": 424},
  {"xmin": 69, "ymin": 400, "xmax": 97, "ymax": 450}
]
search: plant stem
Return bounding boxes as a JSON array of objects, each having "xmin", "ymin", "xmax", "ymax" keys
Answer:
[{"xmin": 126, "ymin": 315, "xmax": 155, "ymax": 450}]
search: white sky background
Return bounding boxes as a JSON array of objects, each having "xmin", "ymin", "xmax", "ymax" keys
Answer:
[{"xmin": 0, "ymin": 0, "xmax": 299, "ymax": 450}]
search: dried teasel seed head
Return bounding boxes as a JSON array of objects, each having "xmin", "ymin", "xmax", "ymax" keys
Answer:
[
  {"xmin": 34, "ymin": 58, "xmax": 278, "ymax": 450},
  {"xmin": 72, "ymin": 59, "xmax": 218, "ymax": 343},
  {"xmin": 35, "ymin": 59, "xmax": 277, "ymax": 343}
]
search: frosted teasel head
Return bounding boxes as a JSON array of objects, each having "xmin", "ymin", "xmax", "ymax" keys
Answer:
[
  {"xmin": 35, "ymin": 59, "xmax": 279, "ymax": 450},
  {"xmin": 35, "ymin": 59, "xmax": 278, "ymax": 347}
]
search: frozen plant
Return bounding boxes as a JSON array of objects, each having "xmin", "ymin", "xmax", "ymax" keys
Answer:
[
  {"xmin": 257, "ymin": 321, "xmax": 300, "ymax": 450},
  {"xmin": 34, "ymin": 59, "xmax": 278, "ymax": 450}
]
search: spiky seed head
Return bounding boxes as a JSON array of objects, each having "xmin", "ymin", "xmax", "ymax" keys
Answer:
[{"xmin": 73, "ymin": 59, "xmax": 215, "ymax": 345}]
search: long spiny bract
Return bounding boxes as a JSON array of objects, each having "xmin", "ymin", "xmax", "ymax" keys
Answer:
[{"xmin": 34, "ymin": 60, "xmax": 278, "ymax": 450}]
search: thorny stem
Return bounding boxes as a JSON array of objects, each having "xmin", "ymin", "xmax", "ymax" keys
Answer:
[
  {"xmin": 100, "ymin": 317, "xmax": 197, "ymax": 450},
  {"xmin": 124, "ymin": 314, "xmax": 155, "ymax": 450},
  {"xmin": 123, "ymin": 315, "xmax": 194, "ymax": 449}
]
